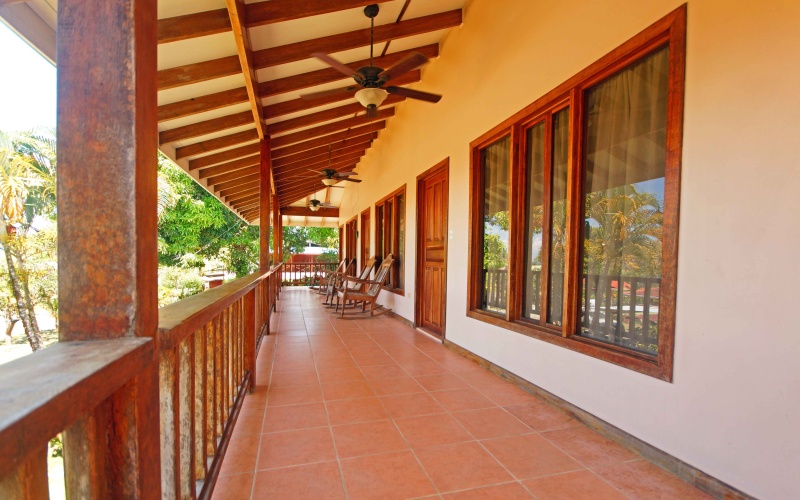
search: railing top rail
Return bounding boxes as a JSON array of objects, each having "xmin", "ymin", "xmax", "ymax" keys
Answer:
[
  {"xmin": 0, "ymin": 338, "xmax": 153, "ymax": 478},
  {"xmin": 158, "ymin": 265, "xmax": 282, "ymax": 349}
]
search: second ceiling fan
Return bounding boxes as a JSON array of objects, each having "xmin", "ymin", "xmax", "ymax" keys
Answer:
[{"xmin": 302, "ymin": 3, "xmax": 443, "ymax": 118}]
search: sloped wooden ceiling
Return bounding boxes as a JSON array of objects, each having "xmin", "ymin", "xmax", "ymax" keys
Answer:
[{"xmin": 155, "ymin": 0, "xmax": 465, "ymax": 223}]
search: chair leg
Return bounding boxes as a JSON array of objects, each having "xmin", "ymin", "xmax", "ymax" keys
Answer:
[{"xmin": 340, "ymin": 292, "xmax": 347, "ymax": 318}]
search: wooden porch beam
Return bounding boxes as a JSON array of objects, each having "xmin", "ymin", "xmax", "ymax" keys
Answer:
[
  {"xmin": 188, "ymin": 142, "xmax": 261, "ymax": 171},
  {"xmin": 175, "ymin": 130, "xmax": 258, "ymax": 159},
  {"xmin": 272, "ymin": 194, "xmax": 282, "ymax": 262},
  {"xmin": 223, "ymin": 186, "xmax": 259, "ymax": 201},
  {"xmin": 157, "ymin": 8, "xmax": 231, "ymax": 44},
  {"xmin": 157, "ymin": 87, "xmax": 249, "ymax": 123},
  {"xmin": 206, "ymin": 166, "xmax": 259, "ymax": 186},
  {"xmin": 57, "ymin": 0, "xmax": 160, "ymax": 496},
  {"xmin": 278, "ymin": 173, "xmax": 357, "ymax": 202},
  {"xmin": 272, "ymin": 123, "xmax": 384, "ymax": 158},
  {"xmin": 157, "ymin": 55, "xmax": 241, "ymax": 91},
  {"xmin": 258, "ymin": 46, "xmax": 433, "ymax": 98},
  {"xmin": 213, "ymin": 173, "xmax": 261, "ymax": 193},
  {"xmin": 263, "ymin": 65, "xmax": 423, "ymax": 119},
  {"xmin": 227, "ymin": 192, "xmax": 259, "ymax": 205},
  {"xmin": 246, "ymin": 0, "xmax": 392, "ymax": 28},
  {"xmin": 159, "ymin": 110, "xmax": 253, "ymax": 144},
  {"xmin": 281, "ymin": 206, "xmax": 339, "ymax": 218},
  {"xmin": 271, "ymin": 108, "xmax": 393, "ymax": 149},
  {"xmin": 277, "ymin": 167, "xmax": 358, "ymax": 195},
  {"xmin": 197, "ymin": 154, "xmax": 260, "ymax": 179},
  {"xmin": 273, "ymin": 139, "xmax": 372, "ymax": 169},
  {"xmin": 219, "ymin": 181, "xmax": 259, "ymax": 198},
  {"xmin": 226, "ymin": 0, "xmax": 267, "ymax": 140},
  {"xmin": 268, "ymin": 95, "xmax": 403, "ymax": 135},
  {"xmin": 252, "ymin": 10, "xmax": 461, "ymax": 69}
]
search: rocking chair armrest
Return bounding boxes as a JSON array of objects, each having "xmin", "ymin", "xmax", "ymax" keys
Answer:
[{"xmin": 344, "ymin": 276, "xmax": 385, "ymax": 286}]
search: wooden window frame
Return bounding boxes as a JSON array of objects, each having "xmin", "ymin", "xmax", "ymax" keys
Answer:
[
  {"xmin": 467, "ymin": 5, "xmax": 686, "ymax": 381},
  {"xmin": 345, "ymin": 216, "xmax": 358, "ymax": 274},
  {"xmin": 375, "ymin": 185, "xmax": 407, "ymax": 295},
  {"xmin": 360, "ymin": 207, "xmax": 371, "ymax": 276}
]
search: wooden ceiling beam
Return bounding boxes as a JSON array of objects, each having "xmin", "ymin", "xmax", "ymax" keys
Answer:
[
  {"xmin": 258, "ymin": 45, "xmax": 433, "ymax": 98},
  {"xmin": 269, "ymin": 95, "xmax": 403, "ymax": 135},
  {"xmin": 212, "ymin": 173, "xmax": 261, "ymax": 193},
  {"xmin": 274, "ymin": 153, "xmax": 364, "ymax": 180},
  {"xmin": 246, "ymin": 0, "xmax": 392, "ymax": 28},
  {"xmin": 227, "ymin": 192, "xmax": 259, "ymax": 205},
  {"xmin": 226, "ymin": 0, "xmax": 267, "ymax": 140},
  {"xmin": 219, "ymin": 182, "xmax": 259, "ymax": 198},
  {"xmin": 159, "ymin": 111, "xmax": 254, "ymax": 144},
  {"xmin": 281, "ymin": 207, "xmax": 340, "ymax": 218},
  {"xmin": 234, "ymin": 199, "xmax": 259, "ymax": 211},
  {"xmin": 272, "ymin": 123, "xmax": 384, "ymax": 159},
  {"xmin": 263, "ymin": 63, "xmax": 424, "ymax": 119},
  {"xmin": 278, "ymin": 169, "xmax": 357, "ymax": 201},
  {"xmin": 273, "ymin": 141, "xmax": 371, "ymax": 169},
  {"xmin": 252, "ymin": 10, "xmax": 461, "ymax": 69},
  {"xmin": 176, "ymin": 130, "xmax": 259, "ymax": 159},
  {"xmin": 158, "ymin": 9, "xmax": 231, "ymax": 44},
  {"xmin": 158, "ymin": 10, "xmax": 457, "ymax": 90},
  {"xmin": 206, "ymin": 166, "xmax": 259, "ymax": 186},
  {"xmin": 158, "ymin": 56, "xmax": 242, "ymax": 91},
  {"xmin": 271, "ymin": 108, "xmax": 393, "ymax": 149},
  {"xmin": 198, "ymin": 155, "xmax": 260, "ymax": 179},
  {"xmin": 223, "ymin": 186, "xmax": 259, "ymax": 200},
  {"xmin": 277, "ymin": 164, "xmax": 359, "ymax": 190},
  {"xmin": 188, "ymin": 143, "xmax": 261, "ymax": 171},
  {"xmin": 158, "ymin": 88, "xmax": 249, "ymax": 123}
]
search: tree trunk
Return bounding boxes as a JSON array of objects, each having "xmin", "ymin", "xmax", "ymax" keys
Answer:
[
  {"xmin": 4, "ymin": 318, "xmax": 16, "ymax": 345},
  {"xmin": 15, "ymin": 250, "xmax": 41, "ymax": 336},
  {"xmin": 3, "ymin": 247, "xmax": 42, "ymax": 350}
]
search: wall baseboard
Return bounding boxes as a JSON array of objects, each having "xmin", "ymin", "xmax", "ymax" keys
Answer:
[
  {"xmin": 443, "ymin": 339, "xmax": 754, "ymax": 500},
  {"xmin": 387, "ymin": 310, "xmax": 415, "ymax": 329}
]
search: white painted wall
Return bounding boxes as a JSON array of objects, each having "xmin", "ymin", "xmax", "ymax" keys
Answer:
[{"xmin": 337, "ymin": 1, "xmax": 800, "ymax": 497}]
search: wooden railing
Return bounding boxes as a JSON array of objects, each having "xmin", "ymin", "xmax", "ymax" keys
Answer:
[
  {"xmin": 282, "ymin": 262, "xmax": 337, "ymax": 286},
  {"xmin": 0, "ymin": 264, "xmax": 283, "ymax": 499}
]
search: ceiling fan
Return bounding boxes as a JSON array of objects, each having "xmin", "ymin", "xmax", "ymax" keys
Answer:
[
  {"xmin": 301, "ymin": 3, "xmax": 442, "ymax": 118},
  {"xmin": 308, "ymin": 198, "xmax": 335, "ymax": 212},
  {"xmin": 309, "ymin": 168, "xmax": 362, "ymax": 187}
]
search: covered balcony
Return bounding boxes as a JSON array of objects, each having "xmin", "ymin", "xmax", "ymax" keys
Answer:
[{"xmin": 1, "ymin": 0, "xmax": 797, "ymax": 499}]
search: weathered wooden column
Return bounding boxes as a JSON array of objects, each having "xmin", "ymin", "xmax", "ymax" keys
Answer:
[
  {"xmin": 272, "ymin": 194, "xmax": 283, "ymax": 263},
  {"xmin": 57, "ymin": 0, "xmax": 161, "ymax": 497},
  {"xmin": 259, "ymin": 139, "xmax": 272, "ymax": 271}
]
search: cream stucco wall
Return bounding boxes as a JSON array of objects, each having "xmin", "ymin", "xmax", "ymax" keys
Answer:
[{"xmin": 337, "ymin": 1, "xmax": 800, "ymax": 498}]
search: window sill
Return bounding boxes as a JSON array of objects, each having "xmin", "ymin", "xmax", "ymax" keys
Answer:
[
  {"xmin": 465, "ymin": 309, "xmax": 671, "ymax": 381},
  {"xmin": 383, "ymin": 287, "xmax": 405, "ymax": 297}
]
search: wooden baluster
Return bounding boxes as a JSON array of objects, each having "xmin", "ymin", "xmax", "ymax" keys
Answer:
[
  {"xmin": 205, "ymin": 322, "xmax": 216, "ymax": 459},
  {"xmin": 194, "ymin": 329, "xmax": 206, "ymax": 482},
  {"xmin": 158, "ymin": 347, "xmax": 178, "ymax": 498},
  {"xmin": 244, "ymin": 290, "xmax": 256, "ymax": 388},
  {"xmin": 178, "ymin": 340, "xmax": 193, "ymax": 498},
  {"xmin": 215, "ymin": 314, "xmax": 224, "ymax": 438},
  {"xmin": 629, "ymin": 278, "xmax": 637, "ymax": 340},
  {"xmin": 0, "ymin": 447, "xmax": 49, "ymax": 500},
  {"xmin": 643, "ymin": 279, "xmax": 652, "ymax": 342}
]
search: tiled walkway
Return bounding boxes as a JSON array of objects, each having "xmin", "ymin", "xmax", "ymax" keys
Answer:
[{"xmin": 213, "ymin": 287, "xmax": 712, "ymax": 499}]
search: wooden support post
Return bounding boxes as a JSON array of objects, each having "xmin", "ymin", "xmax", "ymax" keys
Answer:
[
  {"xmin": 259, "ymin": 139, "xmax": 272, "ymax": 271},
  {"xmin": 57, "ymin": 0, "xmax": 160, "ymax": 497},
  {"xmin": 272, "ymin": 193, "xmax": 282, "ymax": 263}
]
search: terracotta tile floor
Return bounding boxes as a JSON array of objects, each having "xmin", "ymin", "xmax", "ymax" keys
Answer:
[{"xmin": 213, "ymin": 287, "xmax": 713, "ymax": 500}]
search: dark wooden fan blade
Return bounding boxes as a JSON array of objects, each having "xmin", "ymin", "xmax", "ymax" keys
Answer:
[
  {"xmin": 342, "ymin": 178, "xmax": 362, "ymax": 183},
  {"xmin": 379, "ymin": 52, "xmax": 428, "ymax": 82},
  {"xmin": 300, "ymin": 85, "xmax": 358, "ymax": 100},
  {"xmin": 386, "ymin": 86, "xmax": 442, "ymax": 103},
  {"xmin": 329, "ymin": 185, "xmax": 345, "ymax": 188},
  {"xmin": 335, "ymin": 171, "xmax": 357, "ymax": 177},
  {"xmin": 311, "ymin": 52, "xmax": 360, "ymax": 79}
]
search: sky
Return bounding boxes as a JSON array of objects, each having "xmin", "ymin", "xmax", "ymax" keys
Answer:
[{"xmin": 0, "ymin": 22, "xmax": 57, "ymax": 133}]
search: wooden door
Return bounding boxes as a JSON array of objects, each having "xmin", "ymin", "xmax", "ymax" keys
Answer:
[
  {"xmin": 345, "ymin": 217, "xmax": 357, "ymax": 274},
  {"xmin": 360, "ymin": 208, "xmax": 371, "ymax": 275},
  {"xmin": 416, "ymin": 160, "xmax": 449, "ymax": 337}
]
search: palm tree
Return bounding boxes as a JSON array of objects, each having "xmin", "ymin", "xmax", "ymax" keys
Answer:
[{"xmin": 0, "ymin": 131, "xmax": 43, "ymax": 350}]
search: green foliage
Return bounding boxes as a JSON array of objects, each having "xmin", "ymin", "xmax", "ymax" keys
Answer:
[
  {"xmin": 483, "ymin": 233, "xmax": 508, "ymax": 270},
  {"xmin": 158, "ymin": 266, "xmax": 205, "ymax": 306},
  {"xmin": 280, "ymin": 226, "xmax": 338, "ymax": 262},
  {"xmin": 317, "ymin": 250, "xmax": 339, "ymax": 263}
]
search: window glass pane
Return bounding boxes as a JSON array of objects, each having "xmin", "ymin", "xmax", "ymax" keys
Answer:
[
  {"xmin": 523, "ymin": 122, "xmax": 545, "ymax": 321},
  {"xmin": 580, "ymin": 47, "xmax": 669, "ymax": 354},
  {"xmin": 481, "ymin": 135, "xmax": 511, "ymax": 314},
  {"xmin": 547, "ymin": 108, "xmax": 569, "ymax": 326}
]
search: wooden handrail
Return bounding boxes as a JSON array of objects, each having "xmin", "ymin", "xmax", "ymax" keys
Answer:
[{"xmin": 0, "ymin": 339, "xmax": 153, "ymax": 478}]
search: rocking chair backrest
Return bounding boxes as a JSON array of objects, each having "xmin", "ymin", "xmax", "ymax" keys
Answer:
[
  {"xmin": 334, "ymin": 258, "xmax": 356, "ymax": 287},
  {"xmin": 359, "ymin": 257, "xmax": 377, "ymax": 281},
  {"xmin": 367, "ymin": 255, "xmax": 394, "ymax": 296}
]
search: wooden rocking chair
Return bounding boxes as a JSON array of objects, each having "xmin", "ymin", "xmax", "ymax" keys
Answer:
[
  {"xmin": 323, "ymin": 258, "xmax": 355, "ymax": 305},
  {"xmin": 334, "ymin": 256, "xmax": 377, "ymax": 312},
  {"xmin": 336, "ymin": 255, "xmax": 394, "ymax": 317},
  {"xmin": 311, "ymin": 258, "xmax": 346, "ymax": 293}
]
